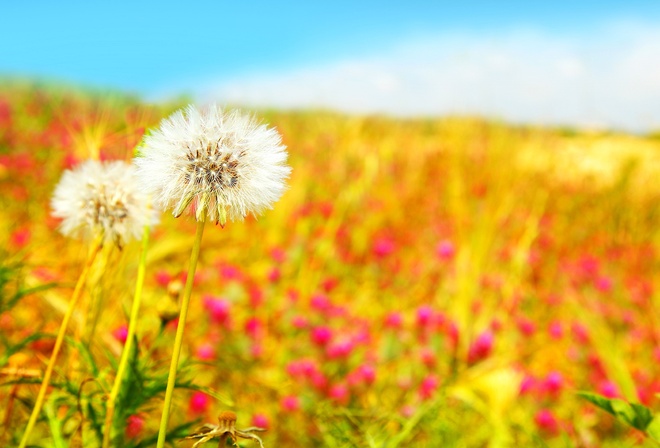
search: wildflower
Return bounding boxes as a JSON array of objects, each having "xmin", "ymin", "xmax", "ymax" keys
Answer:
[
  {"xmin": 311, "ymin": 326, "xmax": 333, "ymax": 346},
  {"xmin": 416, "ymin": 305, "xmax": 434, "ymax": 327},
  {"xmin": 467, "ymin": 330, "xmax": 494, "ymax": 364},
  {"xmin": 543, "ymin": 371, "xmax": 564, "ymax": 395},
  {"xmin": 203, "ymin": 296, "xmax": 231, "ymax": 326},
  {"xmin": 384, "ymin": 312, "xmax": 403, "ymax": 329},
  {"xmin": 280, "ymin": 395, "xmax": 300, "ymax": 412},
  {"xmin": 182, "ymin": 411, "xmax": 266, "ymax": 448},
  {"xmin": 251, "ymin": 414, "xmax": 269, "ymax": 429},
  {"xmin": 534, "ymin": 409, "xmax": 559, "ymax": 434},
  {"xmin": 435, "ymin": 239, "xmax": 455, "ymax": 260},
  {"xmin": 134, "ymin": 105, "xmax": 291, "ymax": 226},
  {"xmin": 329, "ymin": 383, "xmax": 350, "ymax": 405},
  {"xmin": 112, "ymin": 325, "xmax": 128, "ymax": 344},
  {"xmin": 51, "ymin": 160, "xmax": 158, "ymax": 248},
  {"xmin": 189, "ymin": 392, "xmax": 210, "ymax": 415},
  {"xmin": 598, "ymin": 380, "xmax": 619, "ymax": 398},
  {"xmin": 373, "ymin": 236, "xmax": 395, "ymax": 258},
  {"xmin": 195, "ymin": 343, "xmax": 215, "ymax": 360},
  {"xmin": 125, "ymin": 414, "xmax": 145, "ymax": 439},
  {"xmin": 419, "ymin": 374, "xmax": 439, "ymax": 400}
]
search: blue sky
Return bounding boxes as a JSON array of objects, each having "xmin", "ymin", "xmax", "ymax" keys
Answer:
[{"xmin": 2, "ymin": 2, "xmax": 660, "ymax": 131}]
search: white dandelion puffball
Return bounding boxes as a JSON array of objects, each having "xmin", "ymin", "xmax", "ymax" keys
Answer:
[
  {"xmin": 133, "ymin": 105, "xmax": 291, "ymax": 225},
  {"xmin": 51, "ymin": 160, "xmax": 159, "ymax": 247}
]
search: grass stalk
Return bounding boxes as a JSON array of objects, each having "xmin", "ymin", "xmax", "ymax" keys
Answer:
[
  {"xmin": 156, "ymin": 219, "xmax": 206, "ymax": 448},
  {"xmin": 19, "ymin": 234, "xmax": 104, "ymax": 448},
  {"xmin": 101, "ymin": 224, "xmax": 150, "ymax": 448}
]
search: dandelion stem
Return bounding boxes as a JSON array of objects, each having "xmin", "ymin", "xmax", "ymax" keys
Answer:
[
  {"xmin": 101, "ymin": 224, "xmax": 150, "ymax": 448},
  {"xmin": 156, "ymin": 219, "xmax": 206, "ymax": 448},
  {"xmin": 19, "ymin": 235, "xmax": 104, "ymax": 448}
]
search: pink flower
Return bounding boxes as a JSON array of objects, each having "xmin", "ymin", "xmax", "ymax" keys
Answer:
[
  {"xmin": 291, "ymin": 315, "xmax": 309, "ymax": 329},
  {"xmin": 467, "ymin": 331, "xmax": 493, "ymax": 364},
  {"xmin": 311, "ymin": 326, "xmax": 333, "ymax": 346},
  {"xmin": 311, "ymin": 294, "xmax": 332, "ymax": 313},
  {"xmin": 268, "ymin": 267, "xmax": 281, "ymax": 283},
  {"xmin": 373, "ymin": 237, "xmax": 395, "ymax": 258},
  {"xmin": 420, "ymin": 347, "xmax": 436, "ymax": 367},
  {"xmin": 517, "ymin": 317, "xmax": 536, "ymax": 337},
  {"xmin": 195, "ymin": 343, "xmax": 215, "ymax": 361},
  {"xmin": 112, "ymin": 325, "xmax": 128, "ymax": 344},
  {"xmin": 311, "ymin": 371, "xmax": 328, "ymax": 390},
  {"xmin": 10, "ymin": 228, "xmax": 30, "ymax": 248},
  {"xmin": 270, "ymin": 247, "xmax": 286, "ymax": 263},
  {"xmin": 416, "ymin": 305, "xmax": 433, "ymax": 327},
  {"xmin": 385, "ymin": 312, "xmax": 403, "ymax": 329},
  {"xmin": 595, "ymin": 275, "xmax": 613, "ymax": 293},
  {"xmin": 249, "ymin": 287, "xmax": 264, "ymax": 307},
  {"xmin": 571, "ymin": 322, "xmax": 589, "ymax": 344},
  {"xmin": 548, "ymin": 321, "xmax": 563, "ymax": 339},
  {"xmin": 598, "ymin": 380, "xmax": 619, "ymax": 398},
  {"xmin": 245, "ymin": 317, "xmax": 263, "ymax": 339},
  {"xmin": 219, "ymin": 263, "xmax": 243, "ymax": 281},
  {"xmin": 519, "ymin": 375, "xmax": 536, "ymax": 395},
  {"xmin": 321, "ymin": 277, "xmax": 339, "ymax": 293},
  {"xmin": 419, "ymin": 374, "xmax": 439, "ymax": 400},
  {"xmin": 125, "ymin": 414, "xmax": 144, "ymax": 439},
  {"xmin": 435, "ymin": 240, "xmax": 455, "ymax": 260},
  {"xmin": 543, "ymin": 371, "xmax": 563, "ymax": 395},
  {"xmin": 326, "ymin": 340, "xmax": 354, "ymax": 359},
  {"xmin": 203, "ymin": 296, "xmax": 231, "ymax": 325},
  {"xmin": 251, "ymin": 343, "xmax": 263, "ymax": 358},
  {"xmin": 329, "ymin": 383, "xmax": 350, "ymax": 405},
  {"xmin": 358, "ymin": 364, "xmax": 376, "ymax": 385},
  {"xmin": 251, "ymin": 413, "xmax": 269, "ymax": 429},
  {"xmin": 535, "ymin": 409, "xmax": 559, "ymax": 434},
  {"xmin": 281, "ymin": 395, "xmax": 300, "ymax": 412},
  {"xmin": 400, "ymin": 405, "xmax": 415, "ymax": 418},
  {"xmin": 189, "ymin": 392, "xmax": 209, "ymax": 414},
  {"xmin": 154, "ymin": 270, "xmax": 171, "ymax": 287}
]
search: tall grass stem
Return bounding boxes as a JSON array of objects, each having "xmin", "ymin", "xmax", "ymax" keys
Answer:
[
  {"xmin": 101, "ymin": 224, "xmax": 150, "ymax": 448},
  {"xmin": 19, "ymin": 234, "xmax": 104, "ymax": 448},
  {"xmin": 156, "ymin": 219, "xmax": 206, "ymax": 448}
]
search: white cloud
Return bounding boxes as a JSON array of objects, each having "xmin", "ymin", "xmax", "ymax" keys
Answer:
[{"xmin": 202, "ymin": 25, "xmax": 660, "ymax": 132}]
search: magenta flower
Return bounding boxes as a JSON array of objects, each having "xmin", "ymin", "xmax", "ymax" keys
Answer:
[
  {"xmin": 280, "ymin": 395, "xmax": 300, "ymax": 412},
  {"xmin": 189, "ymin": 392, "xmax": 209, "ymax": 415},
  {"xmin": 311, "ymin": 326, "xmax": 333, "ymax": 346},
  {"xmin": 435, "ymin": 239, "xmax": 455, "ymax": 260}
]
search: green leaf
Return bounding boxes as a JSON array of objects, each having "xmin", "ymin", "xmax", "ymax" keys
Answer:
[
  {"xmin": 630, "ymin": 403, "xmax": 654, "ymax": 430},
  {"xmin": 577, "ymin": 392, "xmax": 616, "ymax": 414},
  {"xmin": 646, "ymin": 417, "xmax": 660, "ymax": 442},
  {"xmin": 578, "ymin": 391, "xmax": 655, "ymax": 431}
]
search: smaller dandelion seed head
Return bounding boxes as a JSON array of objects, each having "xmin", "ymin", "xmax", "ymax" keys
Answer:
[
  {"xmin": 51, "ymin": 160, "xmax": 159, "ymax": 247},
  {"xmin": 134, "ymin": 104, "xmax": 291, "ymax": 225}
]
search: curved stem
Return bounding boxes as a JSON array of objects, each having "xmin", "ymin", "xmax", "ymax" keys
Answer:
[
  {"xmin": 19, "ymin": 235, "xmax": 104, "ymax": 448},
  {"xmin": 101, "ymin": 225, "xmax": 150, "ymax": 448},
  {"xmin": 156, "ymin": 219, "xmax": 206, "ymax": 448}
]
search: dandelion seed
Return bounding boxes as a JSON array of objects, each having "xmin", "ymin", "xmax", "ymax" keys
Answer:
[
  {"xmin": 51, "ymin": 160, "xmax": 158, "ymax": 248},
  {"xmin": 134, "ymin": 105, "xmax": 290, "ymax": 226}
]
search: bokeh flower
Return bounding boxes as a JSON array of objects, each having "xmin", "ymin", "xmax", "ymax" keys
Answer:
[
  {"xmin": 134, "ymin": 105, "xmax": 291, "ymax": 225},
  {"xmin": 51, "ymin": 160, "xmax": 158, "ymax": 247}
]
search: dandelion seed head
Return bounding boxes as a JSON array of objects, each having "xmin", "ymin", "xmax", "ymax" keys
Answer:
[
  {"xmin": 51, "ymin": 160, "xmax": 158, "ymax": 247},
  {"xmin": 134, "ymin": 105, "xmax": 291, "ymax": 225}
]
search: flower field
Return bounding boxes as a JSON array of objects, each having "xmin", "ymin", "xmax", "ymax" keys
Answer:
[{"xmin": 2, "ymin": 82, "xmax": 660, "ymax": 447}]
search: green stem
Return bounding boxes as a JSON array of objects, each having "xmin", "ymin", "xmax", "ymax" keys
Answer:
[
  {"xmin": 19, "ymin": 235, "xmax": 104, "ymax": 448},
  {"xmin": 101, "ymin": 225, "xmax": 150, "ymax": 448},
  {"xmin": 156, "ymin": 219, "xmax": 205, "ymax": 448}
]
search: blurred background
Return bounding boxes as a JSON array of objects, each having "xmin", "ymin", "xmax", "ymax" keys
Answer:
[
  {"xmin": 5, "ymin": 3, "xmax": 660, "ymax": 447},
  {"xmin": 2, "ymin": 1, "xmax": 660, "ymax": 132}
]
